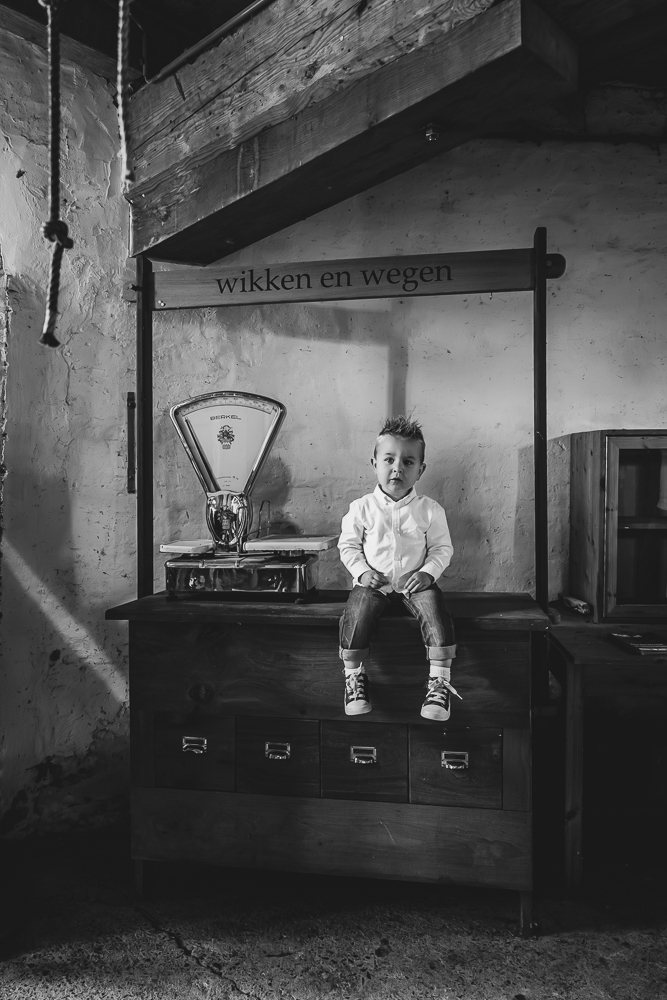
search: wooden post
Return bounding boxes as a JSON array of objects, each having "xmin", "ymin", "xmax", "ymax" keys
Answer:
[
  {"xmin": 136, "ymin": 254, "xmax": 154, "ymax": 598},
  {"xmin": 564, "ymin": 660, "xmax": 584, "ymax": 895},
  {"xmin": 126, "ymin": 391, "xmax": 136, "ymax": 494},
  {"xmin": 533, "ymin": 227, "xmax": 548, "ymax": 612}
]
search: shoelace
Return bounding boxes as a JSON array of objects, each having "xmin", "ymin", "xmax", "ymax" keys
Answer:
[
  {"xmin": 345, "ymin": 673, "xmax": 368, "ymax": 701},
  {"xmin": 427, "ymin": 677, "xmax": 463, "ymax": 702}
]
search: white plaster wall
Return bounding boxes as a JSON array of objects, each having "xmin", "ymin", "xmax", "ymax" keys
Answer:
[
  {"xmin": 154, "ymin": 139, "xmax": 667, "ymax": 600},
  {"xmin": 0, "ymin": 31, "xmax": 136, "ymax": 834}
]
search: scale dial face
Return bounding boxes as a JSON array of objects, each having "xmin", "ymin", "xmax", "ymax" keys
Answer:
[{"xmin": 170, "ymin": 392, "xmax": 286, "ymax": 496}]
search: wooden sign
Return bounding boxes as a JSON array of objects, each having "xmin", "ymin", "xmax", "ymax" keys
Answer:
[{"xmin": 151, "ymin": 249, "xmax": 566, "ymax": 310}]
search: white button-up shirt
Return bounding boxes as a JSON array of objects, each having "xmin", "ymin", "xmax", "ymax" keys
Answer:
[{"xmin": 338, "ymin": 485, "xmax": 454, "ymax": 594}]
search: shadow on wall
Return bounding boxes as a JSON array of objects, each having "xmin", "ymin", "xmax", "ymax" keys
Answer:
[
  {"xmin": 511, "ymin": 437, "xmax": 571, "ymax": 602},
  {"xmin": 228, "ymin": 298, "xmax": 410, "ymax": 415},
  {"xmin": 423, "ymin": 451, "xmax": 486, "ymax": 592},
  {"xmin": 306, "ymin": 299, "xmax": 410, "ymax": 416},
  {"xmin": 548, "ymin": 434, "xmax": 571, "ymax": 602},
  {"xmin": 1, "ymin": 468, "xmax": 130, "ymax": 837},
  {"xmin": 433, "ymin": 438, "xmax": 568, "ymax": 600},
  {"xmin": 513, "ymin": 444, "xmax": 536, "ymax": 596},
  {"xmin": 251, "ymin": 454, "xmax": 300, "ymax": 536}
]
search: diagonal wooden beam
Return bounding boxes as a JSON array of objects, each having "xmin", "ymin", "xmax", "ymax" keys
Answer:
[
  {"xmin": 128, "ymin": 0, "xmax": 577, "ymax": 264},
  {"xmin": 126, "ymin": 0, "xmax": 495, "ymax": 192}
]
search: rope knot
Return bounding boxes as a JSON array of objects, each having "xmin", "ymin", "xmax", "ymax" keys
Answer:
[{"xmin": 42, "ymin": 219, "xmax": 73, "ymax": 248}]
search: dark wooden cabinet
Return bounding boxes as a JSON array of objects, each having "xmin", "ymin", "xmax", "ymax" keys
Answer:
[
  {"xmin": 106, "ymin": 591, "xmax": 548, "ymax": 932},
  {"xmin": 549, "ymin": 622, "xmax": 667, "ymax": 894},
  {"xmin": 570, "ymin": 430, "xmax": 667, "ymax": 623}
]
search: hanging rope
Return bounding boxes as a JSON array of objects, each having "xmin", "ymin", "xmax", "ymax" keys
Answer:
[
  {"xmin": 38, "ymin": 0, "xmax": 73, "ymax": 348},
  {"xmin": 117, "ymin": 0, "xmax": 135, "ymax": 191}
]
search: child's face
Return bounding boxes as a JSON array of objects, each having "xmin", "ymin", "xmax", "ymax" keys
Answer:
[{"xmin": 372, "ymin": 434, "xmax": 425, "ymax": 499}]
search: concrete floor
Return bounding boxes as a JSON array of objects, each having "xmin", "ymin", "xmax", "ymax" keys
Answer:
[{"xmin": 1, "ymin": 823, "xmax": 666, "ymax": 1000}]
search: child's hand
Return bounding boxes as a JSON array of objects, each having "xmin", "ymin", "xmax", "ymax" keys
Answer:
[
  {"xmin": 359, "ymin": 570, "xmax": 389, "ymax": 589},
  {"xmin": 403, "ymin": 571, "xmax": 433, "ymax": 595}
]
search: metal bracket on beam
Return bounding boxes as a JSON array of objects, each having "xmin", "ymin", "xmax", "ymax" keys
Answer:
[{"xmin": 123, "ymin": 281, "xmax": 141, "ymax": 302}]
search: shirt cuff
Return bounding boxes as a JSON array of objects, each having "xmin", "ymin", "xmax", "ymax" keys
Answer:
[
  {"xmin": 420, "ymin": 561, "xmax": 444, "ymax": 582},
  {"xmin": 347, "ymin": 560, "xmax": 372, "ymax": 586}
]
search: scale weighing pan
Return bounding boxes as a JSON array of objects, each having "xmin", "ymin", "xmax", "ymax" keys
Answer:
[{"xmin": 244, "ymin": 535, "xmax": 338, "ymax": 552}]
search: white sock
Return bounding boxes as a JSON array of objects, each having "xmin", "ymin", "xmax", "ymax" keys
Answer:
[
  {"xmin": 429, "ymin": 660, "xmax": 452, "ymax": 681},
  {"xmin": 344, "ymin": 663, "xmax": 365, "ymax": 675}
]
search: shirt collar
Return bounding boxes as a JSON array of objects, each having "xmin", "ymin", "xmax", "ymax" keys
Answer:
[{"xmin": 373, "ymin": 484, "xmax": 418, "ymax": 509}]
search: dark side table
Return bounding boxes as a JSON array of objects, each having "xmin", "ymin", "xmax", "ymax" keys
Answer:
[{"xmin": 548, "ymin": 623, "xmax": 667, "ymax": 895}]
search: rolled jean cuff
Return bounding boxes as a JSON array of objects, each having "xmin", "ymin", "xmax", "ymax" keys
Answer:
[
  {"xmin": 339, "ymin": 647, "xmax": 369, "ymax": 664},
  {"xmin": 427, "ymin": 644, "xmax": 457, "ymax": 660}
]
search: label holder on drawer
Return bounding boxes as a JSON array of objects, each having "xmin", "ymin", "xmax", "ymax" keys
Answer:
[
  {"xmin": 265, "ymin": 741, "xmax": 291, "ymax": 760},
  {"xmin": 441, "ymin": 750, "xmax": 469, "ymax": 770},
  {"xmin": 350, "ymin": 745, "xmax": 377, "ymax": 765}
]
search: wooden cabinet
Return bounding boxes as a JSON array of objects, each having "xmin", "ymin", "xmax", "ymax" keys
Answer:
[
  {"xmin": 549, "ymin": 622, "xmax": 667, "ymax": 894},
  {"xmin": 570, "ymin": 430, "xmax": 667, "ymax": 623},
  {"xmin": 106, "ymin": 591, "xmax": 548, "ymax": 932}
]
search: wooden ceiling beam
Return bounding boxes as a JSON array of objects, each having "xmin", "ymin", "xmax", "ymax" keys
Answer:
[
  {"xmin": 128, "ymin": 0, "xmax": 577, "ymax": 264},
  {"xmin": 126, "ymin": 0, "xmax": 496, "ymax": 194}
]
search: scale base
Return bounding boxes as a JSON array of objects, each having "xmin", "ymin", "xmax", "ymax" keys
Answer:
[{"xmin": 165, "ymin": 553, "xmax": 318, "ymax": 600}]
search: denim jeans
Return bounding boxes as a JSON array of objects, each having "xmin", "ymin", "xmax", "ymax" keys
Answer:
[{"xmin": 339, "ymin": 585, "xmax": 456, "ymax": 665}]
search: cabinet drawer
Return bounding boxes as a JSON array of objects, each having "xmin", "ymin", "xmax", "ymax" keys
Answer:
[
  {"xmin": 236, "ymin": 717, "xmax": 320, "ymax": 797},
  {"xmin": 154, "ymin": 712, "xmax": 235, "ymax": 791},
  {"xmin": 409, "ymin": 726, "xmax": 502, "ymax": 808},
  {"xmin": 321, "ymin": 722, "xmax": 408, "ymax": 802}
]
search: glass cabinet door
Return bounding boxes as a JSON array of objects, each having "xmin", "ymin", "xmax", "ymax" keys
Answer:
[{"xmin": 605, "ymin": 435, "xmax": 667, "ymax": 618}]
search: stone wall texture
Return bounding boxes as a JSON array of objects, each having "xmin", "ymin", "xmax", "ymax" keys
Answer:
[
  {"xmin": 1, "ymin": 26, "xmax": 666, "ymax": 833},
  {"xmin": 1, "ymin": 31, "xmax": 135, "ymax": 835}
]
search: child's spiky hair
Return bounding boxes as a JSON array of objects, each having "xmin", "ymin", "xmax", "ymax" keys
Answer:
[{"xmin": 375, "ymin": 415, "xmax": 425, "ymax": 461}]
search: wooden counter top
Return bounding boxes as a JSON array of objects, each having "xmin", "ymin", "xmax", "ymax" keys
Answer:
[
  {"xmin": 549, "ymin": 623, "xmax": 667, "ymax": 664},
  {"xmin": 106, "ymin": 591, "xmax": 549, "ymax": 631}
]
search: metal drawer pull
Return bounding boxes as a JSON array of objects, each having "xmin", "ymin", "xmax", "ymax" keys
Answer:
[
  {"xmin": 265, "ymin": 741, "xmax": 290, "ymax": 760},
  {"xmin": 441, "ymin": 751, "xmax": 468, "ymax": 770},
  {"xmin": 182, "ymin": 736, "xmax": 207, "ymax": 754},
  {"xmin": 350, "ymin": 745, "xmax": 377, "ymax": 765}
]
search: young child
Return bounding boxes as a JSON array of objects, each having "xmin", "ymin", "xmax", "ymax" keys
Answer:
[{"xmin": 337, "ymin": 416, "xmax": 459, "ymax": 721}]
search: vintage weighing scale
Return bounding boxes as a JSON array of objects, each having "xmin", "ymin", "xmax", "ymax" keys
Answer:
[{"xmin": 161, "ymin": 391, "xmax": 337, "ymax": 599}]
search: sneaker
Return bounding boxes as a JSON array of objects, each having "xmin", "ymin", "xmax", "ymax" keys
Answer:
[
  {"xmin": 344, "ymin": 671, "xmax": 371, "ymax": 715},
  {"xmin": 420, "ymin": 676, "xmax": 461, "ymax": 721}
]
